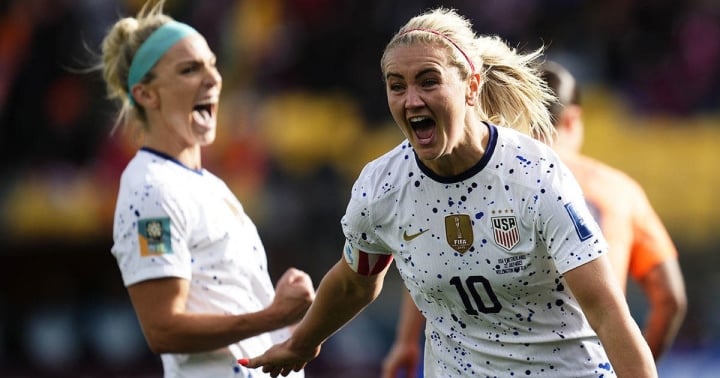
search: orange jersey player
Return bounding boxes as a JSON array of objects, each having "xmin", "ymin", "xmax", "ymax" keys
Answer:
[
  {"xmin": 560, "ymin": 145, "xmax": 676, "ymax": 290},
  {"xmin": 543, "ymin": 61, "xmax": 687, "ymax": 361}
]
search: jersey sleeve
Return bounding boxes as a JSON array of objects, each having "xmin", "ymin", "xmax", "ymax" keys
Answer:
[
  {"xmin": 340, "ymin": 169, "xmax": 393, "ymax": 256},
  {"xmin": 627, "ymin": 188, "xmax": 678, "ymax": 280},
  {"xmin": 537, "ymin": 158, "xmax": 608, "ymax": 274},
  {"xmin": 111, "ymin": 178, "xmax": 194, "ymax": 287}
]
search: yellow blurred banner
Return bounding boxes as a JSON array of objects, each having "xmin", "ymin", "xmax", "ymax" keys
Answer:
[{"xmin": 581, "ymin": 87, "xmax": 720, "ymax": 247}]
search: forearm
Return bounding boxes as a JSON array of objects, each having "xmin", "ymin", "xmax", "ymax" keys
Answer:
[
  {"xmin": 640, "ymin": 259, "xmax": 687, "ymax": 360},
  {"xmin": 394, "ymin": 290, "xmax": 425, "ymax": 345},
  {"xmin": 144, "ymin": 308, "xmax": 289, "ymax": 354},
  {"xmin": 643, "ymin": 305, "xmax": 685, "ymax": 360},
  {"xmin": 381, "ymin": 290, "xmax": 425, "ymax": 378},
  {"xmin": 128, "ymin": 277, "xmax": 296, "ymax": 354},
  {"xmin": 290, "ymin": 259, "xmax": 385, "ymax": 351},
  {"xmin": 565, "ymin": 258, "xmax": 657, "ymax": 377},
  {"xmin": 591, "ymin": 307, "xmax": 657, "ymax": 377}
]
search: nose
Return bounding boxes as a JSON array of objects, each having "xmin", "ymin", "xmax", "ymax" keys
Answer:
[
  {"xmin": 204, "ymin": 65, "xmax": 222, "ymax": 88},
  {"xmin": 405, "ymin": 85, "xmax": 424, "ymax": 108}
]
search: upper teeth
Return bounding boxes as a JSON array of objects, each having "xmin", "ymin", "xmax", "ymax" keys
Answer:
[{"xmin": 409, "ymin": 116, "xmax": 428, "ymax": 122}]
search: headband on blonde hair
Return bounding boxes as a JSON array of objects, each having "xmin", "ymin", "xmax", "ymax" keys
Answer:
[
  {"xmin": 127, "ymin": 20, "xmax": 199, "ymax": 105},
  {"xmin": 398, "ymin": 28, "xmax": 475, "ymax": 73}
]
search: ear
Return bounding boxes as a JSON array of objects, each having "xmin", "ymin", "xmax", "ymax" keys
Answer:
[
  {"xmin": 559, "ymin": 104, "xmax": 582, "ymax": 131},
  {"xmin": 465, "ymin": 72, "xmax": 481, "ymax": 106},
  {"xmin": 131, "ymin": 84, "xmax": 158, "ymax": 109}
]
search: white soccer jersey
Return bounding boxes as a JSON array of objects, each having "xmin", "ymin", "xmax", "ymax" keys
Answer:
[
  {"xmin": 342, "ymin": 124, "xmax": 615, "ymax": 377},
  {"xmin": 111, "ymin": 148, "xmax": 302, "ymax": 378}
]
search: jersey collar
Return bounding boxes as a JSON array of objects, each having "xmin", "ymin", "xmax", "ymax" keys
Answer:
[{"xmin": 414, "ymin": 122, "xmax": 497, "ymax": 184}]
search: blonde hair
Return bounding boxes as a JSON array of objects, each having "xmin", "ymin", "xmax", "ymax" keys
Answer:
[
  {"xmin": 99, "ymin": 0, "xmax": 172, "ymax": 133},
  {"xmin": 381, "ymin": 7, "xmax": 556, "ymax": 143}
]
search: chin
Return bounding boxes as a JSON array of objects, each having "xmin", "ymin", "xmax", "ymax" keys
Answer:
[
  {"xmin": 198, "ymin": 132, "xmax": 217, "ymax": 146},
  {"xmin": 413, "ymin": 146, "xmax": 441, "ymax": 162},
  {"xmin": 192, "ymin": 124, "xmax": 216, "ymax": 142}
]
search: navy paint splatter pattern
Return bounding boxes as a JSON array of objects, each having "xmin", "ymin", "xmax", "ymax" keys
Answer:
[
  {"xmin": 342, "ymin": 124, "xmax": 613, "ymax": 377},
  {"xmin": 111, "ymin": 149, "xmax": 301, "ymax": 378}
]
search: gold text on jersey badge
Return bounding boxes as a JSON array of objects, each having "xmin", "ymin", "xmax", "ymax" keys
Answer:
[{"xmin": 403, "ymin": 229, "xmax": 429, "ymax": 241}]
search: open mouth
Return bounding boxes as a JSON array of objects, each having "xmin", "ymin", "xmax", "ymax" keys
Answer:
[
  {"xmin": 192, "ymin": 103, "xmax": 215, "ymax": 125},
  {"xmin": 409, "ymin": 116, "xmax": 435, "ymax": 144}
]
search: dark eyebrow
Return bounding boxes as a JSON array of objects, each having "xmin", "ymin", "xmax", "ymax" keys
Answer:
[
  {"xmin": 385, "ymin": 72, "xmax": 403, "ymax": 81},
  {"xmin": 415, "ymin": 68, "xmax": 439, "ymax": 78},
  {"xmin": 177, "ymin": 52, "xmax": 217, "ymax": 66},
  {"xmin": 385, "ymin": 67, "xmax": 439, "ymax": 82}
]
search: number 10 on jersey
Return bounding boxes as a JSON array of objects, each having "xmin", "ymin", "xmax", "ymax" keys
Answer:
[{"xmin": 450, "ymin": 275, "xmax": 502, "ymax": 314}]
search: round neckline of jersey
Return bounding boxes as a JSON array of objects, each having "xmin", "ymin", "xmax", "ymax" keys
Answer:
[
  {"xmin": 413, "ymin": 122, "xmax": 497, "ymax": 184},
  {"xmin": 140, "ymin": 146, "xmax": 205, "ymax": 175}
]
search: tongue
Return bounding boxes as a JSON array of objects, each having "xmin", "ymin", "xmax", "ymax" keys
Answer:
[
  {"xmin": 415, "ymin": 125, "xmax": 434, "ymax": 140},
  {"xmin": 192, "ymin": 109, "xmax": 209, "ymax": 126}
]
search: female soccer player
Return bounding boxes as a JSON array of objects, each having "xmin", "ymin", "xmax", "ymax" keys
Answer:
[
  {"xmin": 244, "ymin": 7, "xmax": 656, "ymax": 377},
  {"xmin": 100, "ymin": 1, "xmax": 315, "ymax": 376}
]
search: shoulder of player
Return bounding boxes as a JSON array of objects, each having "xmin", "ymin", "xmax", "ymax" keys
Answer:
[
  {"xmin": 571, "ymin": 154, "xmax": 646, "ymax": 193},
  {"xmin": 354, "ymin": 141, "xmax": 413, "ymax": 192},
  {"xmin": 493, "ymin": 127, "xmax": 569, "ymax": 179},
  {"xmin": 120, "ymin": 153, "xmax": 205, "ymax": 202},
  {"xmin": 495, "ymin": 126, "xmax": 557, "ymax": 157}
]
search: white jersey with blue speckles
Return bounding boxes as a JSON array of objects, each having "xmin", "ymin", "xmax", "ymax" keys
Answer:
[
  {"xmin": 342, "ymin": 124, "xmax": 614, "ymax": 377},
  {"xmin": 111, "ymin": 148, "xmax": 302, "ymax": 378}
]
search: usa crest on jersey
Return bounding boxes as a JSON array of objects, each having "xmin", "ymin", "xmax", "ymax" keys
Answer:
[{"xmin": 491, "ymin": 216, "xmax": 519, "ymax": 251}]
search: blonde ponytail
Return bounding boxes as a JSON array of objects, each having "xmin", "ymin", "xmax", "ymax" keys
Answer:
[
  {"xmin": 475, "ymin": 37, "xmax": 556, "ymax": 142},
  {"xmin": 97, "ymin": 0, "xmax": 172, "ymax": 133}
]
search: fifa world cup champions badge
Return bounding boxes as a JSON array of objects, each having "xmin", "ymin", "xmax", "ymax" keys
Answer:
[{"xmin": 445, "ymin": 214, "xmax": 473, "ymax": 253}]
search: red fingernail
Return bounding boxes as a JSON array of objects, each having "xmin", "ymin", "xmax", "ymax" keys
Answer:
[{"xmin": 238, "ymin": 358, "xmax": 249, "ymax": 366}]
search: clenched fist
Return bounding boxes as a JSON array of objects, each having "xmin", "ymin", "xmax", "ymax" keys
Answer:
[{"xmin": 271, "ymin": 268, "xmax": 315, "ymax": 326}]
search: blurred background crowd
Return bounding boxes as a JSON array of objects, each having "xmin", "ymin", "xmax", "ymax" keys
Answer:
[{"xmin": 0, "ymin": 0, "xmax": 719, "ymax": 376}]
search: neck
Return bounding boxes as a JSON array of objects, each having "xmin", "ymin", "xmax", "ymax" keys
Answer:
[
  {"xmin": 144, "ymin": 136, "xmax": 202, "ymax": 170},
  {"xmin": 423, "ymin": 121, "xmax": 490, "ymax": 177}
]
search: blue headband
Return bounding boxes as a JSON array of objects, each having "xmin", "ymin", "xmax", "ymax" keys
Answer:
[{"xmin": 127, "ymin": 21, "xmax": 198, "ymax": 105}]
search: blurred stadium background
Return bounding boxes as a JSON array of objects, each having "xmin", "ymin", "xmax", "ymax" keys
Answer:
[{"xmin": 0, "ymin": 0, "xmax": 718, "ymax": 377}]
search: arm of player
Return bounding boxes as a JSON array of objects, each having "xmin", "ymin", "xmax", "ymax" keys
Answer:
[
  {"xmin": 638, "ymin": 258, "xmax": 687, "ymax": 360},
  {"xmin": 126, "ymin": 267, "xmax": 314, "ymax": 354},
  {"xmin": 243, "ymin": 247, "xmax": 393, "ymax": 377},
  {"xmin": 630, "ymin": 197, "xmax": 687, "ymax": 361},
  {"xmin": 564, "ymin": 254, "xmax": 658, "ymax": 378},
  {"xmin": 381, "ymin": 289, "xmax": 425, "ymax": 378}
]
